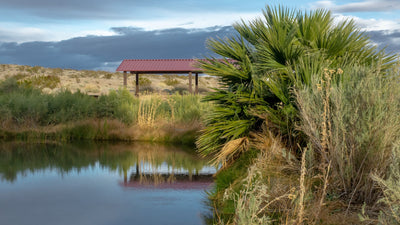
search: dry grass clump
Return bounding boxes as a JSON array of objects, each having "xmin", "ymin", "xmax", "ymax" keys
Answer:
[
  {"xmin": 221, "ymin": 131, "xmax": 298, "ymax": 224},
  {"xmin": 84, "ymin": 84, "xmax": 100, "ymax": 93},
  {"xmin": 222, "ymin": 131, "xmax": 366, "ymax": 225},
  {"xmin": 137, "ymin": 97, "xmax": 162, "ymax": 127}
]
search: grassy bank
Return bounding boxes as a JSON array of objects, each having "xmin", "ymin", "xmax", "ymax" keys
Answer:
[{"xmin": 0, "ymin": 77, "xmax": 212, "ymax": 145}]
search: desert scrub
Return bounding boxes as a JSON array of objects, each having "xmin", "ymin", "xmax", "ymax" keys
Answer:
[
  {"xmin": 11, "ymin": 73, "xmax": 30, "ymax": 80},
  {"xmin": 0, "ymin": 64, "xmax": 7, "ymax": 71},
  {"xmin": 163, "ymin": 76, "xmax": 180, "ymax": 86},
  {"xmin": 171, "ymin": 85, "xmax": 189, "ymax": 95},
  {"xmin": 51, "ymin": 68, "xmax": 63, "ymax": 75},
  {"xmin": 70, "ymin": 74, "xmax": 81, "ymax": 83},
  {"xmin": 138, "ymin": 77, "xmax": 152, "ymax": 86},
  {"xmin": 20, "ymin": 74, "xmax": 61, "ymax": 89},
  {"xmin": 26, "ymin": 65, "xmax": 42, "ymax": 74},
  {"xmin": 81, "ymin": 70, "xmax": 99, "ymax": 78},
  {"xmin": 84, "ymin": 84, "xmax": 100, "ymax": 93},
  {"xmin": 104, "ymin": 73, "xmax": 113, "ymax": 79}
]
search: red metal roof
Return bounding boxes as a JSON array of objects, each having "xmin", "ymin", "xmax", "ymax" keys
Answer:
[{"xmin": 116, "ymin": 59, "xmax": 203, "ymax": 73}]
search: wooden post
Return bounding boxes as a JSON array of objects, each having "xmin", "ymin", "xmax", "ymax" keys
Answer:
[
  {"xmin": 123, "ymin": 71, "xmax": 127, "ymax": 87},
  {"xmin": 135, "ymin": 72, "xmax": 139, "ymax": 97},
  {"xmin": 188, "ymin": 72, "xmax": 193, "ymax": 94},
  {"xmin": 124, "ymin": 169, "xmax": 127, "ymax": 184},
  {"xmin": 195, "ymin": 73, "xmax": 199, "ymax": 94}
]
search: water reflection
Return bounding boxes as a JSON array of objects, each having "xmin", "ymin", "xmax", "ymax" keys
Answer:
[
  {"xmin": 0, "ymin": 141, "xmax": 215, "ymax": 225},
  {"xmin": 0, "ymin": 141, "xmax": 216, "ymax": 187}
]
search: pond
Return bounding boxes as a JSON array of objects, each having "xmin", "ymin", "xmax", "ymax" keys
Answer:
[{"xmin": 0, "ymin": 142, "xmax": 216, "ymax": 225}]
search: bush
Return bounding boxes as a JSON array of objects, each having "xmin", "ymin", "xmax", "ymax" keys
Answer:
[
  {"xmin": 104, "ymin": 73, "xmax": 113, "ymax": 79},
  {"xmin": 138, "ymin": 77, "xmax": 152, "ymax": 86},
  {"xmin": 12, "ymin": 73, "xmax": 30, "ymax": 80},
  {"xmin": 96, "ymin": 89, "xmax": 138, "ymax": 124},
  {"xmin": 0, "ymin": 77, "xmax": 20, "ymax": 94},
  {"xmin": 26, "ymin": 65, "xmax": 42, "ymax": 74},
  {"xmin": 296, "ymin": 64, "xmax": 400, "ymax": 205},
  {"xmin": 21, "ymin": 75, "xmax": 61, "ymax": 89},
  {"xmin": 45, "ymin": 90, "xmax": 96, "ymax": 124},
  {"xmin": 164, "ymin": 76, "xmax": 180, "ymax": 86},
  {"xmin": 171, "ymin": 85, "xmax": 189, "ymax": 95}
]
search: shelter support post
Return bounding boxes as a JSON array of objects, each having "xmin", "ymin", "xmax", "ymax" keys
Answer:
[
  {"xmin": 135, "ymin": 72, "xmax": 139, "ymax": 97},
  {"xmin": 195, "ymin": 73, "xmax": 199, "ymax": 94},
  {"xmin": 188, "ymin": 72, "xmax": 193, "ymax": 94},
  {"xmin": 123, "ymin": 71, "xmax": 127, "ymax": 87}
]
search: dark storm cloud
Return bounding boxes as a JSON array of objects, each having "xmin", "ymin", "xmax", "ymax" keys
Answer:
[
  {"xmin": 366, "ymin": 30, "xmax": 400, "ymax": 53},
  {"xmin": 0, "ymin": 26, "xmax": 236, "ymax": 71},
  {"xmin": 1, "ymin": 25, "xmax": 398, "ymax": 71}
]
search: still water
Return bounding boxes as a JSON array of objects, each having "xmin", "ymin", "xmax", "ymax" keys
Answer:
[{"xmin": 0, "ymin": 142, "xmax": 216, "ymax": 225}]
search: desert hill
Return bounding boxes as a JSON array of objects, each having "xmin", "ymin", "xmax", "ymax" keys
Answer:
[{"xmin": 0, "ymin": 64, "xmax": 220, "ymax": 95}]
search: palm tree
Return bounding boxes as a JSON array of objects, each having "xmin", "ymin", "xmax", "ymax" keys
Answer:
[{"xmin": 196, "ymin": 6, "xmax": 395, "ymax": 164}]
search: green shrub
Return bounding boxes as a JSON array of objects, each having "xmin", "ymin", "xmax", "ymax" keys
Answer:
[
  {"xmin": 104, "ymin": 73, "xmax": 113, "ymax": 79},
  {"xmin": 45, "ymin": 90, "xmax": 96, "ymax": 124},
  {"xmin": 139, "ymin": 77, "xmax": 152, "ymax": 86},
  {"xmin": 21, "ymin": 75, "xmax": 61, "ymax": 89},
  {"xmin": 171, "ymin": 85, "xmax": 189, "ymax": 95},
  {"xmin": 96, "ymin": 89, "xmax": 138, "ymax": 124},
  {"xmin": 12, "ymin": 73, "xmax": 29, "ymax": 80},
  {"xmin": 0, "ymin": 77, "xmax": 20, "ymax": 94},
  {"xmin": 164, "ymin": 76, "xmax": 180, "ymax": 86},
  {"xmin": 26, "ymin": 65, "xmax": 42, "ymax": 74},
  {"xmin": 296, "ymin": 64, "xmax": 400, "ymax": 205}
]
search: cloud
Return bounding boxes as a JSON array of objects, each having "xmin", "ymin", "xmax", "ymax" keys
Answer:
[
  {"xmin": 366, "ymin": 30, "xmax": 400, "ymax": 53},
  {"xmin": 0, "ymin": 0, "xmax": 262, "ymax": 21},
  {"xmin": 313, "ymin": 0, "xmax": 400, "ymax": 12},
  {"xmin": 0, "ymin": 26, "xmax": 236, "ymax": 71},
  {"xmin": 0, "ymin": 22, "xmax": 118, "ymax": 43},
  {"xmin": 0, "ymin": 23, "xmax": 398, "ymax": 72},
  {"xmin": 0, "ymin": 26, "xmax": 50, "ymax": 43},
  {"xmin": 332, "ymin": 14, "xmax": 400, "ymax": 31}
]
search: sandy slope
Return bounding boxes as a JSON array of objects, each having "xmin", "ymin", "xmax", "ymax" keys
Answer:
[{"xmin": 0, "ymin": 64, "xmax": 220, "ymax": 95}]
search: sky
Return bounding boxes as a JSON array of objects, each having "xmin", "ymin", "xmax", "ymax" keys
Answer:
[{"xmin": 0, "ymin": 0, "xmax": 399, "ymax": 71}]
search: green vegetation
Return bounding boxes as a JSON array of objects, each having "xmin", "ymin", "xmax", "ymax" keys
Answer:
[
  {"xmin": 164, "ymin": 76, "xmax": 181, "ymax": 86},
  {"xmin": 0, "ymin": 78, "xmax": 211, "ymax": 144},
  {"xmin": 138, "ymin": 77, "xmax": 152, "ymax": 86},
  {"xmin": 10, "ymin": 73, "xmax": 29, "ymax": 80},
  {"xmin": 104, "ymin": 73, "xmax": 113, "ymax": 79},
  {"xmin": 26, "ymin": 65, "xmax": 42, "ymax": 74},
  {"xmin": 20, "ymin": 74, "xmax": 61, "ymax": 89},
  {"xmin": 197, "ymin": 5, "xmax": 400, "ymax": 224}
]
